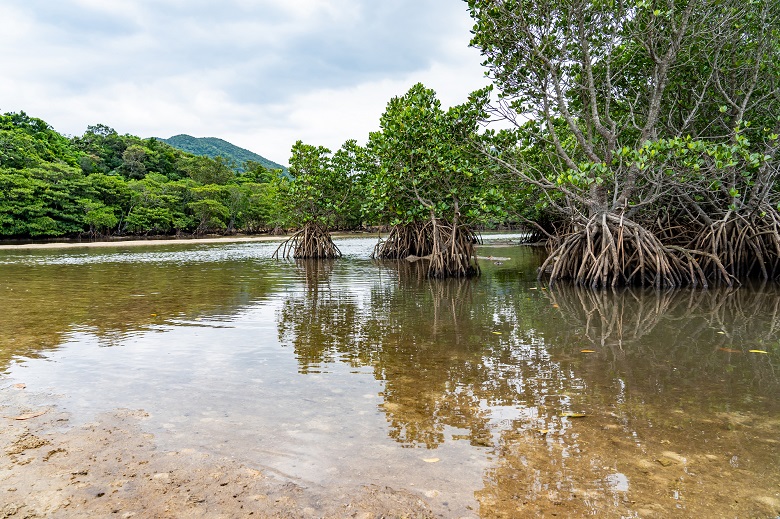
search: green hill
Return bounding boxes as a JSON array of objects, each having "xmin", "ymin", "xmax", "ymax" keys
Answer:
[{"xmin": 163, "ymin": 134, "xmax": 287, "ymax": 172}]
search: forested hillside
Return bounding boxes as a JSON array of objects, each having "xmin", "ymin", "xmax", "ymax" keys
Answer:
[
  {"xmin": 163, "ymin": 134, "xmax": 287, "ymax": 172},
  {"xmin": 0, "ymin": 113, "xmax": 292, "ymax": 239}
]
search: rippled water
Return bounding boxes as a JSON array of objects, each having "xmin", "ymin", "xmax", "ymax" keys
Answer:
[{"xmin": 1, "ymin": 235, "xmax": 779, "ymax": 517}]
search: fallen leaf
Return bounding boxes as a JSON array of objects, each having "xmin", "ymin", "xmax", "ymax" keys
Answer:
[
  {"xmin": 552, "ymin": 304, "xmax": 559, "ymax": 308},
  {"xmin": 150, "ymin": 313, "xmax": 157, "ymax": 317},
  {"xmin": 580, "ymin": 349, "xmax": 596, "ymax": 353},
  {"xmin": 749, "ymin": 350, "xmax": 768, "ymax": 354},
  {"xmin": 655, "ymin": 458, "xmax": 675, "ymax": 467},
  {"xmin": 537, "ymin": 429, "xmax": 549, "ymax": 435},
  {"xmin": 718, "ymin": 348, "xmax": 741, "ymax": 353},
  {"xmin": 491, "ymin": 332, "xmax": 502, "ymax": 335},
  {"xmin": 5, "ymin": 409, "xmax": 48, "ymax": 420},
  {"xmin": 717, "ymin": 331, "xmax": 726, "ymax": 335},
  {"xmin": 422, "ymin": 458, "xmax": 440, "ymax": 463},
  {"xmin": 529, "ymin": 287, "xmax": 538, "ymax": 290},
  {"xmin": 560, "ymin": 412, "xmax": 587, "ymax": 418},
  {"xmin": 13, "ymin": 383, "xmax": 26, "ymax": 389}
]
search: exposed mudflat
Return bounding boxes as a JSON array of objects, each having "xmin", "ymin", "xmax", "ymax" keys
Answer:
[{"xmin": 0, "ymin": 386, "xmax": 436, "ymax": 519}]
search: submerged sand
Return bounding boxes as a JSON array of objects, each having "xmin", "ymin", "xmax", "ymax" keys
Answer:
[{"xmin": 0, "ymin": 385, "xmax": 436, "ymax": 518}]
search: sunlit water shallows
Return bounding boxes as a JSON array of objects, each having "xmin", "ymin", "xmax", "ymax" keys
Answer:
[{"xmin": 2, "ymin": 235, "xmax": 779, "ymax": 517}]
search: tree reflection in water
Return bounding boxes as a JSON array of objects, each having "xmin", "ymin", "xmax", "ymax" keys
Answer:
[
  {"xmin": 543, "ymin": 283, "xmax": 780, "ymax": 392},
  {"xmin": 276, "ymin": 259, "xmax": 363, "ymax": 372},
  {"xmin": 277, "ymin": 258, "xmax": 780, "ymax": 517},
  {"xmin": 0, "ymin": 252, "xmax": 280, "ymax": 373}
]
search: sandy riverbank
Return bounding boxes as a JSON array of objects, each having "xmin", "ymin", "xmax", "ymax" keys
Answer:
[
  {"xmin": 0, "ymin": 232, "xmax": 385, "ymax": 251},
  {"xmin": 0, "ymin": 231, "xmax": 525, "ymax": 252},
  {"xmin": 0, "ymin": 235, "xmax": 289, "ymax": 251}
]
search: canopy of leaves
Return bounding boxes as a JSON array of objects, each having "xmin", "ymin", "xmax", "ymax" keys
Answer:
[
  {"xmin": 279, "ymin": 140, "xmax": 360, "ymax": 229},
  {"xmin": 0, "ymin": 112, "xmax": 286, "ymax": 239},
  {"xmin": 364, "ymin": 83, "xmax": 504, "ymax": 226},
  {"xmin": 467, "ymin": 0, "xmax": 780, "ymax": 218}
]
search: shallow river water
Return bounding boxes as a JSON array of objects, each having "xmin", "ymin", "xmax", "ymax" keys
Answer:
[{"xmin": 1, "ymin": 235, "xmax": 779, "ymax": 517}]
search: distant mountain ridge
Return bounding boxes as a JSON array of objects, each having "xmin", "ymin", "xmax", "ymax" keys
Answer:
[{"xmin": 163, "ymin": 134, "xmax": 287, "ymax": 172}]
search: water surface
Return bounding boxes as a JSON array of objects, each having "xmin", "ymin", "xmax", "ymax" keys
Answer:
[{"xmin": 1, "ymin": 236, "xmax": 778, "ymax": 517}]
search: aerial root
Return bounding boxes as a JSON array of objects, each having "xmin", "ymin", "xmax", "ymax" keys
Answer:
[
  {"xmin": 687, "ymin": 209, "xmax": 780, "ymax": 280},
  {"xmin": 272, "ymin": 221, "xmax": 341, "ymax": 259},
  {"xmin": 372, "ymin": 222, "xmax": 434, "ymax": 259},
  {"xmin": 539, "ymin": 212, "xmax": 732, "ymax": 288},
  {"xmin": 373, "ymin": 220, "xmax": 481, "ymax": 278},
  {"xmin": 427, "ymin": 218, "xmax": 480, "ymax": 278}
]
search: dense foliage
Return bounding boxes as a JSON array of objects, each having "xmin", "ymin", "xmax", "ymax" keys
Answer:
[
  {"xmin": 270, "ymin": 140, "xmax": 363, "ymax": 258},
  {"xmin": 5, "ymin": 0, "xmax": 778, "ymax": 285},
  {"xmin": 467, "ymin": 0, "xmax": 780, "ymax": 286},
  {"xmin": 364, "ymin": 83, "xmax": 503, "ymax": 227},
  {"xmin": 0, "ymin": 113, "xmax": 285, "ymax": 238},
  {"xmin": 163, "ymin": 134, "xmax": 287, "ymax": 173}
]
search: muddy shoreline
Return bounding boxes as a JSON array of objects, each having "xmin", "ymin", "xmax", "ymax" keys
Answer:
[{"xmin": 0, "ymin": 384, "xmax": 438, "ymax": 518}]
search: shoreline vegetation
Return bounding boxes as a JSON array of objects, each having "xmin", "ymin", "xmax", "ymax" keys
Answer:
[
  {"xmin": 0, "ymin": 231, "xmax": 380, "ymax": 251},
  {"xmin": 2, "ymin": 0, "xmax": 778, "ymax": 284},
  {"xmin": 0, "ymin": 229, "xmax": 525, "ymax": 251},
  {"xmin": 0, "ymin": 234, "xmax": 285, "ymax": 250}
]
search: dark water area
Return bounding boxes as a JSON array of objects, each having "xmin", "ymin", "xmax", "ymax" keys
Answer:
[{"xmin": 1, "ymin": 236, "xmax": 778, "ymax": 517}]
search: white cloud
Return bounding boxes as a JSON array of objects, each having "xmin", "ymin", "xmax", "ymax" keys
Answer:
[
  {"xmin": 277, "ymin": 52, "xmax": 490, "ymax": 156},
  {"xmin": 0, "ymin": 0, "xmax": 488, "ymax": 166}
]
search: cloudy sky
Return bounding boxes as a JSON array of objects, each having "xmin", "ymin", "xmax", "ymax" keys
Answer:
[{"xmin": 0, "ymin": 0, "xmax": 490, "ymax": 165}]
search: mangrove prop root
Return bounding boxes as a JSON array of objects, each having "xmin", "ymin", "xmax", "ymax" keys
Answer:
[
  {"xmin": 373, "ymin": 220, "xmax": 481, "ymax": 278},
  {"xmin": 272, "ymin": 222, "xmax": 342, "ymax": 259},
  {"xmin": 538, "ymin": 212, "xmax": 732, "ymax": 289},
  {"xmin": 427, "ymin": 218, "xmax": 481, "ymax": 279},
  {"xmin": 372, "ymin": 222, "xmax": 435, "ymax": 259},
  {"xmin": 687, "ymin": 210, "xmax": 780, "ymax": 280}
]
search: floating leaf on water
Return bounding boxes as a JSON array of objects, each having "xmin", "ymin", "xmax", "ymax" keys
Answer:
[
  {"xmin": 5, "ymin": 409, "xmax": 48, "ymax": 420},
  {"xmin": 422, "ymin": 458, "xmax": 440, "ymax": 463},
  {"xmin": 718, "ymin": 348, "xmax": 741, "ymax": 353},
  {"xmin": 560, "ymin": 412, "xmax": 587, "ymax": 418},
  {"xmin": 749, "ymin": 350, "xmax": 768, "ymax": 354},
  {"xmin": 580, "ymin": 349, "xmax": 596, "ymax": 353},
  {"xmin": 151, "ymin": 314, "xmax": 157, "ymax": 317}
]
